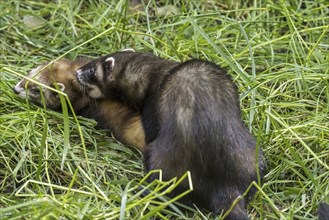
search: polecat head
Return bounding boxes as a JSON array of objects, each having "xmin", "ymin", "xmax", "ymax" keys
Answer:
[
  {"xmin": 76, "ymin": 49, "xmax": 136, "ymax": 99},
  {"xmin": 13, "ymin": 58, "xmax": 90, "ymax": 111}
]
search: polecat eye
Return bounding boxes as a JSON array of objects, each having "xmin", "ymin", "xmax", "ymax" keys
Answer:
[{"xmin": 29, "ymin": 86, "xmax": 40, "ymax": 94}]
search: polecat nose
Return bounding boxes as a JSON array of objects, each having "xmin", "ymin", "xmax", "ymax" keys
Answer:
[{"xmin": 12, "ymin": 87, "xmax": 20, "ymax": 94}]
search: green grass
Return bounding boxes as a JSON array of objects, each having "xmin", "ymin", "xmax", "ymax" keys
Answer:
[{"xmin": 1, "ymin": 0, "xmax": 329, "ymax": 219}]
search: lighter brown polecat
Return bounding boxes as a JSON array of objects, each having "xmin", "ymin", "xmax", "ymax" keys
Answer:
[
  {"xmin": 76, "ymin": 50, "xmax": 266, "ymax": 219},
  {"xmin": 13, "ymin": 58, "xmax": 145, "ymax": 149}
]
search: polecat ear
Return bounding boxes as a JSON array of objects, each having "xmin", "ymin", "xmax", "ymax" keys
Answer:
[
  {"xmin": 121, "ymin": 48, "xmax": 135, "ymax": 52},
  {"xmin": 105, "ymin": 57, "xmax": 115, "ymax": 70},
  {"xmin": 58, "ymin": 83, "xmax": 65, "ymax": 92},
  {"xmin": 53, "ymin": 82, "xmax": 65, "ymax": 92}
]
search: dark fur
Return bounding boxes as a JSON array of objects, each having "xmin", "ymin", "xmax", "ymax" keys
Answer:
[
  {"xmin": 319, "ymin": 202, "xmax": 329, "ymax": 220},
  {"xmin": 77, "ymin": 51, "xmax": 265, "ymax": 219}
]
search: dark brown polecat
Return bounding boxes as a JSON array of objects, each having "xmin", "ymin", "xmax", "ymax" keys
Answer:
[
  {"xmin": 13, "ymin": 58, "xmax": 145, "ymax": 149},
  {"xmin": 76, "ymin": 50, "xmax": 265, "ymax": 219}
]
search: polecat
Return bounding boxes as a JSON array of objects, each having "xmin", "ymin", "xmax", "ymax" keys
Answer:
[
  {"xmin": 13, "ymin": 58, "xmax": 145, "ymax": 149},
  {"xmin": 76, "ymin": 50, "xmax": 265, "ymax": 219}
]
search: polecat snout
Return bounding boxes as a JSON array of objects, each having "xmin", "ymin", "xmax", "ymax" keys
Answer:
[
  {"xmin": 76, "ymin": 50, "xmax": 266, "ymax": 219},
  {"xmin": 13, "ymin": 58, "xmax": 145, "ymax": 149}
]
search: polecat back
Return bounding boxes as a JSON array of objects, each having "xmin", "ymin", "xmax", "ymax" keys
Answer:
[
  {"xmin": 13, "ymin": 58, "xmax": 145, "ymax": 149},
  {"xmin": 76, "ymin": 50, "xmax": 265, "ymax": 219}
]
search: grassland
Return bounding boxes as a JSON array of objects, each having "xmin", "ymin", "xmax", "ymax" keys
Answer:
[{"xmin": 0, "ymin": 0, "xmax": 328, "ymax": 219}]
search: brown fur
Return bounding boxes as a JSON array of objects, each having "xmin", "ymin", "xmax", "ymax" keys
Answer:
[
  {"xmin": 98, "ymin": 99, "xmax": 145, "ymax": 149},
  {"xmin": 13, "ymin": 59, "xmax": 145, "ymax": 149}
]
